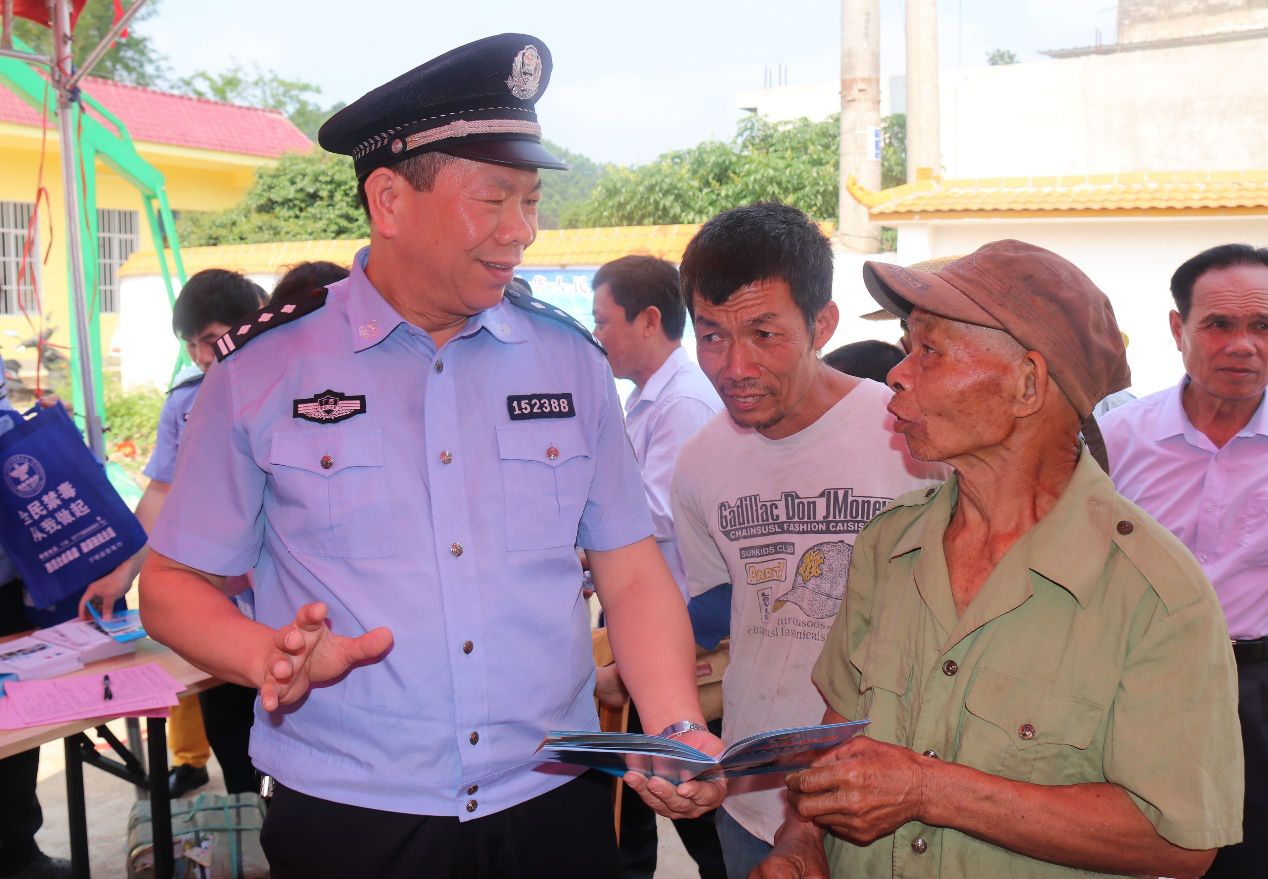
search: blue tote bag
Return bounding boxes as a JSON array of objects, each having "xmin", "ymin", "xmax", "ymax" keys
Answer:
[{"xmin": 0, "ymin": 403, "xmax": 147, "ymax": 608}]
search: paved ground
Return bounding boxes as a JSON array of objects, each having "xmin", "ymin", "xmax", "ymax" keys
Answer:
[{"xmin": 33, "ymin": 725, "xmax": 702, "ymax": 878}]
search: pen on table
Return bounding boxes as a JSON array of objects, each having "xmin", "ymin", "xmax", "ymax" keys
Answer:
[{"xmin": 102, "ymin": 674, "xmax": 112, "ymax": 702}]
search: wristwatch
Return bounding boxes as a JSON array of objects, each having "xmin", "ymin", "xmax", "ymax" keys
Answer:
[{"xmin": 657, "ymin": 720, "xmax": 708, "ymax": 740}]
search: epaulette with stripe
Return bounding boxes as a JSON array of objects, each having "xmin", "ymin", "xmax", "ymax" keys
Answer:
[
  {"xmin": 215, "ymin": 286, "xmax": 329, "ymax": 362},
  {"xmin": 503, "ymin": 286, "xmax": 605, "ymax": 355}
]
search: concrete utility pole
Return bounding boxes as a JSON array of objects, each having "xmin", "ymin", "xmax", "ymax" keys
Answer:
[
  {"xmin": 839, "ymin": 0, "xmax": 882, "ymax": 253},
  {"xmin": 905, "ymin": 0, "xmax": 940, "ymax": 182}
]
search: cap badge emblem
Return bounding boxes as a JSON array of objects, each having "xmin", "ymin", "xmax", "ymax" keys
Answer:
[
  {"xmin": 506, "ymin": 45, "xmax": 542, "ymax": 100},
  {"xmin": 391, "ymin": 139, "xmax": 403, "ymax": 154}
]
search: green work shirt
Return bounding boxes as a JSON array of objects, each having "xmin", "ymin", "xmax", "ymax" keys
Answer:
[{"xmin": 812, "ymin": 450, "xmax": 1243, "ymax": 878}]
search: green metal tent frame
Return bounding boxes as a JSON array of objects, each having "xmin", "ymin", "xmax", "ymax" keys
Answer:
[{"xmin": 0, "ymin": 33, "xmax": 188, "ymax": 438}]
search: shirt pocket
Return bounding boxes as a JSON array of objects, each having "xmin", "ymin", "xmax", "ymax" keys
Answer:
[
  {"xmin": 268, "ymin": 428, "xmax": 393, "ymax": 558},
  {"xmin": 496, "ymin": 421, "xmax": 595, "ymax": 551},
  {"xmin": 852, "ymin": 633, "xmax": 915, "ymax": 742},
  {"xmin": 960, "ymin": 667, "xmax": 1104, "ymax": 784},
  {"xmin": 1241, "ymin": 495, "xmax": 1268, "ymax": 566}
]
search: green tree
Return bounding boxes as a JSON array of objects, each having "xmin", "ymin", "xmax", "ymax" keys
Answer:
[
  {"xmin": 11, "ymin": 0, "xmax": 167, "ymax": 86},
  {"xmin": 987, "ymin": 49, "xmax": 1018, "ymax": 65},
  {"xmin": 174, "ymin": 64, "xmax": 341, "ymax": 140},
  {"xmin": 177, "ymin": 151, "xmax": 365, "ymax": 246},
  {"xmin": 572, "ymin": 112, "xmax": 907, "ymax": 231},
  {"xmin": 538, "ymin": 139, "xmax": 606, "ymax": 229}
]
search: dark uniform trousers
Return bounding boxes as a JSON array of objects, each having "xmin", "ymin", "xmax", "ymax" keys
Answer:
[
  {"xmin": 260, "ymin": 770, "xmax": 619, "ymax": 879},
  {"xmin": 1205, "ymin": 644, "xmax": 1268, "ymax": 878}
]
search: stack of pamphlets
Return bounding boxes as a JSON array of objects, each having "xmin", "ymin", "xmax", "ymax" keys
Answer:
[
  {"xmin": 0, "ymin": 636, "xmax": 84, "ymax": 681},
  {"xmin": 32, "ymin": 618, "xmax": 137, "ymax": 664},
  {"xmin": 537, "ymin": 720, "xmax": 870, "ymax": 783}
]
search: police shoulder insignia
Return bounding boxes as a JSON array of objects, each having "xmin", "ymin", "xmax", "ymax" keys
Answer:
[
  {"xmin": 502, "ymin": 286, "xmax": 605, "ymax": 355},
  {"xmin": 294, "ymin": 390, "xmax": 366, "ymax": 424},
  {"xmin": 214, "ymin": 287, "xmax": 329, "ymax": 362}
]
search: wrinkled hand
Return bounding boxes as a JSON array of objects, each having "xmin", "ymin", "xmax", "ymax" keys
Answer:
[
  {"xmin": 623, "ymin": 729, "xmax": 728, "ymax": 819},
  {"xmin": 786, "ymin": 736, "xmax": 931, "ymax": 846},
  {"xmin": 750, "ymin": 818, "xmax": 829, "ymax": 879},
  {"xmin": 260, "ymin": 602, "xmax": 393, "ymax": 712},
  {"xmin": 78, "ymin": 562, "xmax": 134, "ymax": 620}
]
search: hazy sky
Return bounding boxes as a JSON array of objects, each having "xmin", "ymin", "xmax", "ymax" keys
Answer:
[{"xmin": 139, "ymin": 0, "xmax": 1119, "ymax": 165}]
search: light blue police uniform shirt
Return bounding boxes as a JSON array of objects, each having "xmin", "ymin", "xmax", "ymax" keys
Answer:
[
  {"xmin": 143, "ymin": 367, "xmax": 203, "ymax": 483},
  {"xmin": 150, "ymin": 247, "xmax": 654, "ymax": 818}
]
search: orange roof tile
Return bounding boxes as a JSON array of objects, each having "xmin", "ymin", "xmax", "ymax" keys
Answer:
[{"xmin": 847, "ymin": 171, "xmax": 1268, "ymax": 220}]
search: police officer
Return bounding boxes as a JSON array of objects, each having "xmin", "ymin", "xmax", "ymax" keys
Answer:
[{"xmin": 139, "ymin": 34, "xmax": 723, "ymax": 879}]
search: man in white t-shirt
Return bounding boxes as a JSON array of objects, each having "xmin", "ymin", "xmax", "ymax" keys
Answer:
[{"xmin": 670, "ymin": 202, "xmax": 946, "ymax": 878}]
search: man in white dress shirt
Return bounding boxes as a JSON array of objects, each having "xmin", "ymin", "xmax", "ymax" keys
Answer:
[
  {"xmin": 1099, "ymin": 242, "xmax": 1268, "ymax": 878},
  {"xmin": 590, "ymin": 255, "xmax": 725, "ymax": 879},
  {"xmin": 591, "ymin": 255, "xmax": 723, "ymax": 600}
]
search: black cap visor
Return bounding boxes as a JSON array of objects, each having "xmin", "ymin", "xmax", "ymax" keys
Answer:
[{"xmin": 442, "ymin": 139, "xmax": 569, "ymax": 171}]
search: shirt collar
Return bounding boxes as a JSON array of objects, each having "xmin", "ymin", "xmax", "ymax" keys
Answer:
[
  {"xmin": 1158, "ymin": 375, "xmax": 1268, "ymax": 443},
  {"xmin": 628, "ymin": 347, "xmax": 690, "ymax": 411},
  {"xmin": 346, "ymin": 246, "xmax": 527, "ymax": 352},
  {"xmin": 891, "ymin": 448, "xmax": 1113, "ymax": 610}
]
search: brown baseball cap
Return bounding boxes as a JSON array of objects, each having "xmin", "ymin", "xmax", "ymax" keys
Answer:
[{"xmin": 862, "ymin": 239, "xmax": 1130, "ymax": 419}]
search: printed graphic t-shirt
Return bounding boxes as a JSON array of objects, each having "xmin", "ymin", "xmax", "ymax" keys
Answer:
[{"xmin": 671, "ymin": 379, "xmax": 946, "ymax": 842}]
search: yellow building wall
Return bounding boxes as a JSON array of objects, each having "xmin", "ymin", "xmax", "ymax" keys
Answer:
[{"xmin": 0, "ymin": 120, "xmax": 288, "ymax": 379}]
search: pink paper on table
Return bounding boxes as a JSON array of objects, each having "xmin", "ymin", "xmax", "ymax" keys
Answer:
[{"xmin": 0, "ymin": 662, "xmax": 184, "ymax": 729}]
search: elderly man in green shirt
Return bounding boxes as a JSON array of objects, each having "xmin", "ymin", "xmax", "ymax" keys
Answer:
[{"xmin": 755, "ymin": 240, "xmax": 1243, "ymax": 879}]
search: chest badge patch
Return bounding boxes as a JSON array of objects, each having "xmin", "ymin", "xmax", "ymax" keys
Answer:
[
  {"xmin": 293, "ymin": 390, "xmax": 367, "ymax": 424},
  {"xmin": 507, "ymin": 393, "xmax": 575, "ymax": 421}
]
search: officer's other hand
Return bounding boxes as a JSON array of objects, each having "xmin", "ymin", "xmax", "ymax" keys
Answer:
[
  {"xmin": 748, "ymin": 817, "xmax": 829, "ymax": 879},
  {"xmin": 623, "ymin": 729, "xmax": 728, "ymax": 819},
  {"xmin": 785, "ymin": 735, "xmax": 928, "ymax": 845},
  {"xmin": 260, "ymin": 602, "xmax": 394, "ymax": 712},
  {"xmin": 78, "ymin": 564, "xmax": 133, "ymax": 620}
]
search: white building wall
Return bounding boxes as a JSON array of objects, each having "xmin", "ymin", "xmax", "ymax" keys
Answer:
[
  {"xmin": 735, "ymin": 37, "xmax": 1268, "ymax": 179},
  {"xmin": 891, "ymin": 215, "xmax": 1268, "ymax": 397}
]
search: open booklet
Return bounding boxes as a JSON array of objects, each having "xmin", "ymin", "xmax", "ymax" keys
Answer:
[{"xmin": 537, "ymin": 720, "xmax": 870, "ymax": 783}]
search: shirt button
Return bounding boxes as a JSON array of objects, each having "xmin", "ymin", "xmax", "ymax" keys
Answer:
[
  {"xmin": 440, "ymin": 451, "xmax": 453, "ymax": 465},
  {"xmin": 1018, "ymin": 723, "xmax": 1036, "ymax": 741},
  {"xmin": 546, "ymin": 446, "xmax": 560, "ymax": 460},
  {"xmin": 911, "ymin": 838, "xmax": 928, "ymax": 854},
  {"xmin": 922, "ymin": 749, "xmax": 939, "ymax": 759},
  {"xmin": 1116, "ymin": 520, "xmax": 1134, "ymax": 535},
  {"xmin": 1200, "ymin": 553, "xmax": 1209, "ymax": 562},
  {"xmin": 942, "ymin": 660, "xmax": 958, "ymax": 676},
  {"xmin": 320, "ymin": 455, "xmax": 333, "ymax": 470},
  {"xmin": 450, "ymin": 543, "xmax": 463, "ymax": 557},
  {"xmin": 469, "ymin": 731, "xmax": 479, "ymax": 745},
  {"xmin": 466, "ymin": 800, "xmax": 477, "ymax": 813},
  {"xmin": 467, "ymin": 784, "xmax": 479, "ymax": 795},
  {"xmin": 463, "ymin": 640, "xmax": 474, "ymax": 654},
  {"xmin": 434, "ymin": 360, "xmax": 444, "ymax": 373},
  {"xmin": 1206, "ymin": 504, "xmax": 1215, "ymax": 512}
]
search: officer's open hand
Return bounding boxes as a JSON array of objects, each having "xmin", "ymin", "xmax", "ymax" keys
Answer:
[
  {"xmin": 623, "ymin": 729, "xmax": 728, "ymax": 819},
  {"xmin": 785, "ymin": 735, "xmax": 931, "ymax": 846},
  {"xmin": 260, "ymin": 602, "xmax": 393, "ymax": 712}
]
